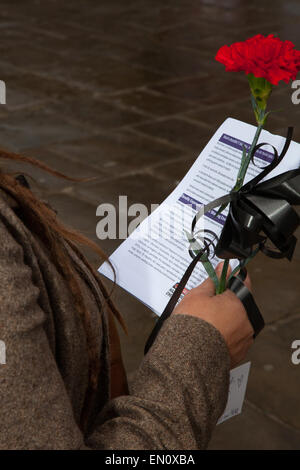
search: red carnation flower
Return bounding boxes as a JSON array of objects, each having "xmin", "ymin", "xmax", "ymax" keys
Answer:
[{"xmin": 215, "ymin": 34, "xmax": 300, "ymax": 85}]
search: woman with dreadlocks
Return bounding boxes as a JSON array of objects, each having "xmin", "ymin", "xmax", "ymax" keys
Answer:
[{"xmin": 0, "ymin": 150, "xmax": 254, "ymax": 450}]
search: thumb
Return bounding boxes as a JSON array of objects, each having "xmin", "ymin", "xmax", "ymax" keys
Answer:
[{"xmin": 194, "ymin": 275, "xmax": 216, "ymax": 297}]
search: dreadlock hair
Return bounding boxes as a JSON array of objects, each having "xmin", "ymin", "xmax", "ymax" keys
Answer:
[{"xmin": 0, "ymin": 148, "xmax": 126, "ymax": 432}]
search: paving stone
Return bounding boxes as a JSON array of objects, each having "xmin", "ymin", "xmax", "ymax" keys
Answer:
[
  {"xmin": 4, "ymin": 88, "xmax": 48, "ymax": 112},
  {"xmin": 24, "ymin": 51, "xmax": 166, "ymax": 94},
  {"xmin": 197, "ymin": 27, "xmax": 280, "ymax": 55},
  {"xmin": 125, "ymin": 46, "xmax": 216, "ymax": 78},
  {"xmin": 149, "ymin": 74, "xmax": 246, "ymax": 105},
  {"xmin": 289, "ymin": 225, "xmax": 300, "ymax": 263},
  {"xmin": 275, "ymin": 18, "xmax": 300, "ymax": 45},
  {"xmin": 68, "ymin": 13, "xmax": 159, "ymax": 50},
  {"xmin": 0, "ymin": 109, "xmax": 91, "ymax": 152},
  {"xmin": 247, "ymin": 252, "xmax": 300, "ymax": 324},
  {"xmin": 197, "ymin": 5, "xmax": 283, "ymax": 29},
  {"xmin": 40, "ymin": 191, "xmax": 123, "ymax": 259},
  {"xmin": 1, "ymin": 147, "xmax": 105, "ymax": 192},
  {"xmin": 132, "ymin": 116, "xmax": 211, "ymax": 153},
  {"xmin": 154, "ymin": 20, "xmax": 234, "ymax": 50},
  {"xmin": 72, "ymin": 172, "xmax": 175, "ymax": 209},
  {"xmin": 101, "ymin": 5, "xmax": 192, "ymax": 33},
  {"xmin": 46, "ymin": 93, "xmax": 148, "ymax": 131},
  {"xmin": 1, "ymin": 66, "xmax": 79, "ymax": 101},
  {"xmin": 25, "ymin": 147, "xmax": 106, "ymax": 179},
  {"xmin": 79, "ymin": 58, "xmax": 165, "ymax": 94},
  {"xmin": 149, "ymin": 156, "xmax": 196, "ymax": 186},
  {"xmin": 0, "ymin": 67, "xmax": 50, "ymax": 112},
  {"xmin": 109, "ymin": 89, "xmax": 193, "ymax": 118},
  {"xmin": 263, "ymin": 85, "xmax": 300, "ymax": 134},
  {"xmin": 245, "ymin": 317, "xmax": 300, "ymax": 430},
  {"xmin": 186, "ymin": 100, "xmax": 287, "ymax": 134},
  {"xmin": 209, "ymin": 402, "xmax": 300, "ymax": 449},
  {"xmin": 48, "ymin": 130, "xmax": 184, "ymax": 175},
  {"xmin": 2, "ymin": 22, "xmax": 113, "ymax": 59},
  {"xmin": 0, "ymin": 44, "xmax": 63, "ymax": 72}
]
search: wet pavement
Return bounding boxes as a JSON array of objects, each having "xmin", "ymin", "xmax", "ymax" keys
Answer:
[{"xmin": 0, "ymin": 0, "xmax": 300, "ymax": 449}]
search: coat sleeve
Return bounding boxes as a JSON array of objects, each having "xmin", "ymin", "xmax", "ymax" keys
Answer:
[
  {"xmin": 88, "ymin": 315, "xmax": 230, "ymax": 450},
  {"xmin": 0, "ymin": 217, "xmax": 230, "ymax": 450}
]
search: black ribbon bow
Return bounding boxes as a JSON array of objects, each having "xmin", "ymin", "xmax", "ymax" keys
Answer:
[
  {"xmin": 213, "ymin": 127, "xmax": 300, "ymax": 261},
  {"xmin": 145, "ymin": 126, "xmax": 299, "ymax": 355}
]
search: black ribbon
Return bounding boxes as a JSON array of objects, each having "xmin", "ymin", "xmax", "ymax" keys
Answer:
[
  {"xmin": 227, "ymin": 268, "xmax": 265, "ymax": 338},
  {"xmin": 145, "ymin": 127, "xmax": 299, "ymax": 355},
  {"xmin": 207, "ymin": 127, "xmax": 299, "ymax": 261}
]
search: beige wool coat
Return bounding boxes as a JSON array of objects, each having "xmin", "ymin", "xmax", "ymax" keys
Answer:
[{"xmin": 0, "ymin": 187, "xmax": 230, "ymax": 450}]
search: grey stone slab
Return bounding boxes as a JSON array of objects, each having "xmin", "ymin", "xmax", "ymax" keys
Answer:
[
  {"xmin": 0, "ymin": 109, "xmax": 92, "ymax": 152},
  {"xmin": 72, "ymin": 172, "xmax": 175, "ymax": 208},
  {"xmin": 186, "ymin": 100, "xmax": 286, "ymax": 135},
  {"xmin": 290, "ymin": 226, "xmax": 300, "ymax": 263},
  {"xmin": 0, "ymin": 66, "xmax": 78, "ymax": 102},
  {"xmin": 209, "ymin": 402, "xmax": 300, "ymax": 449},
  {"xmin": 43, "ymin": 192, "xmax": 122, "ymax": 263},
  {"xmin": 47, "ymin": 130, "xmax": 184, "ymax": 175},
  {"xmin": 45, "ymin": 94, "xmax": 148, "ymax": 131},
  {"xmin": 42, "ymin": 192, "xmax": 99, "ymax": 242},
  {"xmin": 246, "ymin": 317, "xmax": 300, "ymax": 430},
  {"xmin": 149, "ymin": 156, "xmax": 196, "ymax": 187},
  {"xmin": 153, "ymin": 20, "xmax": 237, "ymax": 50},
  {"xmin": 149, "ymin": 74, "xmax": 248, "ymax": 106},
  {"xmin": 132, "ymin": 117, "xmax": 211, "ymax": 153},
  {"xmin": 123, "ymin": 46, "xmax": 216, "ymax": 78},
  {"xmin": 23, "ymin": 52, "xmax": 166, "ymax": 94},
  {"xmin": 247, "ymin": 253, "xmax": 300, "ymax": 324},
  {"xmin": 0, "ymin": 44, "xmax": 63, "ymax": 73},
  {"xmin": 109, "ymin": 89, "xmax": 192, "ymax": 118},
  {"xmin": 1, "ymin": 147, "xmax": 105, "ymax": 192}
]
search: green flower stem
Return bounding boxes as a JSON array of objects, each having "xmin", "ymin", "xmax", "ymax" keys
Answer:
[
  {"xmin": 189, "ymin": 95, "xmax": 268, "ymax": 295},
  {"xmin": 216, "ymin": 110, "xmax": 265, "ymax": 294},
  {"xmin": 234, "ymin": 122, "xmax": 264, "ymax": 191},
  {"xmin": 215, "ymin": 259, "xmax": 229, "ymax": 294}
]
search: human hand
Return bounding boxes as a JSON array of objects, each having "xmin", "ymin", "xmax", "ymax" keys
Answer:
[{"xmin": 173, "ymin": 262, "xmax": 254, "ymax": 367}]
